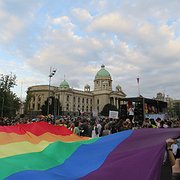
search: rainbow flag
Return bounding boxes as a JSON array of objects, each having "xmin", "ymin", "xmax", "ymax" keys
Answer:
[{"xmin": 0, "ymin": 122, "xmax": 179, "ymax": 180}]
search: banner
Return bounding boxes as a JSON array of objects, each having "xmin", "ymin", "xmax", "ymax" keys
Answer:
[{"xmin": 109, "ymin": 110, "xmax": 118, "ymax": 119}]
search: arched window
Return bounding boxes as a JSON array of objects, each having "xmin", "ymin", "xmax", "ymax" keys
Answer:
[
  {"xmin": 38, "ymin": 103, "xmax": 41, "ymax": 110},
  {"xmin": 66, "ymin": 104, "xmax": 69, "ymax": 111},
  {"xmin": 67, "ymin": 95, "xmax": 69, "ymax": 101},
  {"xmin": 97, "ymin": 99, "xmax": 99, "ymax": 104}
]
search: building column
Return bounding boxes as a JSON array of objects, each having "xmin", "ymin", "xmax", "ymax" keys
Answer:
[
  {"xmin": 34, "ymin": 95, "xmax": 38, "ymax": 111},
  {"xmin": 113, "ymin": 97, "xmax": 115, "ymax": 106}
]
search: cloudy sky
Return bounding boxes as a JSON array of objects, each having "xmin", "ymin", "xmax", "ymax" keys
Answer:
[{"xmin": 0, "ymin": 0, "xmax": 180, "ymax": 100}]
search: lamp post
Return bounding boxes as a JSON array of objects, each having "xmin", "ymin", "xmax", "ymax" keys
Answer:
[{"xmin": 47, "ymin": 67, "xmax": 56, "ymax": 115}]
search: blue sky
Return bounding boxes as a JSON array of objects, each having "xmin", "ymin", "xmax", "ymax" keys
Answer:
[{"xmin": 0, "ymin": 0, "xmax": 180, "ymax": 100}]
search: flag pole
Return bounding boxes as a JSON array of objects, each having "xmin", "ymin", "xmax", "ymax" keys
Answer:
[{"xmin": 137, "ymin": 77, "xmax": 140, "ymax": 97}]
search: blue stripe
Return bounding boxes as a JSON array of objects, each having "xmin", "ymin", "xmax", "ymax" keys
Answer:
[{"xmin": 7, "ymin": 130, "xmax": 133, "ymax": 180}]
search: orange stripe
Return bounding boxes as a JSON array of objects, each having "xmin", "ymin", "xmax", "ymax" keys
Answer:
[{"xmin": 0, "ymin": 132, "xmax": 89, "ymax": 145}]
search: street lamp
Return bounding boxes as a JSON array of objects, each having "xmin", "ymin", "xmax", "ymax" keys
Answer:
[{"xmin": 47, "ymin": 67, "xmax": 57, "ymax": 115}]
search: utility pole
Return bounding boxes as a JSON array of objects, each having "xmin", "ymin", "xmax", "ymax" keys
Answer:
[
  {"xmin": 47, "ymin": 67, "xmax": 57, "ymax": 115},
  {"xmin": 137, "ymin": 77, "xmax": 140, "ymax": 97}
]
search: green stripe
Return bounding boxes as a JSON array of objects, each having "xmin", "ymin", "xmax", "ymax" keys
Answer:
[{"xmin": 0, "ymin": 138, "xmax": 98, "ymax": 179}]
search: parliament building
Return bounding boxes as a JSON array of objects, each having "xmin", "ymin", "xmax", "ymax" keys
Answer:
[{"xmin": 26, "ymin": 65, "xmax": 126, "ymax": 116}]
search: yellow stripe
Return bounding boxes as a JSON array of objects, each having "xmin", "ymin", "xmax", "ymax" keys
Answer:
[{"xmin": 0, "ymin": 141, "xmax": 51, "ymax": 158}]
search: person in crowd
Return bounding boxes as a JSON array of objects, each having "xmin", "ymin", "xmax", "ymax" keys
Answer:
[
  {"xmin": 127, "ymin": 105, "xmax": 134, "ymax": 123},
  {"xmin": 172, "ymin": 138, "xmax": 180, "ymax": 180},
  {"xmin": 96, "ymin": 120, "xmax": 102, "ymax": 136},
  {"xmin": 69, "ymin": 122, "xmax": 75, "ymax": 132},
  {"xmin": 160, "ymin": 138, "xmax": 178, "ymax": 180},
  {"xmin": 102, "ymin": 124, "xmax": 111, "ymax": 136},
  {"xmin": 150, "ymin": 118, "xmax": 157, "ymax": 128},
  {"xmin": 79, "ymin": 119, "xmax": 89, "ymax": 136},
  {"xmin": 91, "ymin": 121, "xmax": 100, "ymax": 138},
  {"xmin": 73, "ymin": 121, "xmax": 80, "ymax": 136},
  {"xmin": 159, "ymin": 121, "xmax": 165, "ymax": 128},
  {"xmin": 156, "ymin": 117, "xmax": 162, "ymax": 128}
]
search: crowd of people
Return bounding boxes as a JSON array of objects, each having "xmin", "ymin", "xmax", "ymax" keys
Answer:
[
  {"xmin": 0, "ymin": 114, "xmax": 179, "ymax": 137},
  {"xmin": 0, "ymin": 114, "xmax": 180, "ymax": 180}
]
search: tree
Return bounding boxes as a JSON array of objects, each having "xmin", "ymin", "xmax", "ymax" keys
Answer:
[
  {"xmin": 0, "ymin": 73, "xmax": 21, "ymax": 117},
  {"xmin": 41, "ymin": 96, "xmax": 62, "ymax": 116},
  {"xmin": 173, "ymin": 102, "xmax": 180, "ymax": 119},
  {"xmin": 0, "ymin": 73, "xmax": 17, "ymax": 90},
  {"xmin": 24, "ymin": 90, "xmax": 33, "ymax": 114},
  {"xmin": 101, "ymin": 103, "xmax": 118, "ymax": 117}
]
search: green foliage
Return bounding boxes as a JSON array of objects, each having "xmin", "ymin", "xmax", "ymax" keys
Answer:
[
  {"xmin": 173, "ymin": 102, "xmax": 180, "ymax": 119},
  {"xmin": 24, "ymin": 90, "xmax": 33, "ymax": 114},
  {"xmin": 101, "ymin": 103, "xmax": 118, "ymax": 117},
  {"xmin": 0, "ymin": 73, "xmax": 16, "ymax": 90},
  {"xmin": 0, "ymin": 74, "xmax": 20, "ymax": 117},
  {"xmin": 41, "ymin": 96, "xmax": 62, "ymax": 116}
]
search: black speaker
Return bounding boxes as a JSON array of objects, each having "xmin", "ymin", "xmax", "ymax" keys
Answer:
[{"xmin": 119, "ymin": 105, "xmax": 127, "ymax": 120}]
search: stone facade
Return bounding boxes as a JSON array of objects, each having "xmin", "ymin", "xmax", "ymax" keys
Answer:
[{"xmin": 26, "ymin": 65, "xmax": 126, "ymax": 115}]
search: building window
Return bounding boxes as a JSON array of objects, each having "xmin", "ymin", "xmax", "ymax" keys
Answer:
[
  {"xmin": 67, "ymin": 95, "xmax": 69, "ymax": 102},
  {"xmin": 97, "ymin": 106, "xmax": 99, "ymax": 112},
  {"xmin": 73, "ymin": 96, "xmax": 76, "ymax": 103},
  {"xmin": 97, "ymin": 99, "xmax": 99, "ymax": 104},
  {"xmin": 38, "ymin": 96, "xmax": 41, "ymax": 102},
  {"xmin": 86, "ymin": 106, "xmax": 88, "ymax": 112},
  {"xmin": 78, "ymin": 97, "xmax": 80, "ymax": 103},
  {"xmin": 32, "ymin": 104, "xmax": 35, "ymax": 110},
  {"xmin": 86, "ymin": 99, "xmax": 88, "ymax": 104},
  {"xmin": 90, "ymin": 99, "xmax": 92, "ymax": 104},
  {"xmin": 66, "ymin": 104, "xmax": 69, "ymax": 111},
  {"xmin": 38, "ymin": 103, "xmax": 41, "ymax": 110},
  {"xmin": 82, "ymin": 106, "xmax": 84, "ymax": 112},
  {"xmin": 82, "ymin": 98, "xmax": 84, "ymax": 103}
]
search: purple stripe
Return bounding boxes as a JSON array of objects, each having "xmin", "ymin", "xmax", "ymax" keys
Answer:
[{"xmin": 82, "ymin": 128, "xmax": 180, "ymax": 180}]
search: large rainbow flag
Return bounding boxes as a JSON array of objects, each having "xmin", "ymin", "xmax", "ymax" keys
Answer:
[{"xmin": 0, "ymin": 121, "xmax": 179, "ymax": 180}]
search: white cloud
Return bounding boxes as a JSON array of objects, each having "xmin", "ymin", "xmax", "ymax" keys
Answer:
[
  {"xmin": 0, "ymin": 0, "xmax": 180, "ymax": 100},
  {"xmin": 0, "ymin": 11, "xmax": 25, "ymax": 43},
  {"xmin": 72, "ymin": 8, "xmax": 93, "ymax": 22},
  {"xmin": 88, "ymin": 12, "xmax": 133, "ymax": 33}
]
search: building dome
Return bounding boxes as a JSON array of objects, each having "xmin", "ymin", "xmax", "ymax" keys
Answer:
[
  {"xmin": 116, "ymin": 85, "xmax": 122, "ymax": 91},
  {"xmin": 85, "ymin": 84, "xmax": 90, "ymax": 88},
  {"xmin": 84, "ymin": 84, "xmax": 90, "ymax": 92},
  {"xmin": 95, "ymin": 65, "xmax": 111, "ymax": 79},
  {"xmin": 60, "ymin": 80, "xmax": 69, "ymax": 89}
]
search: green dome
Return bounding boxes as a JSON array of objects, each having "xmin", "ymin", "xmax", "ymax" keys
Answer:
[
  {"xmin": 60, "ymin": 80, "xmax": 69, "ymax": 89},
  {"xmin": 95, "ymin": 65, "xmax": 111, "ymax": 78}
]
